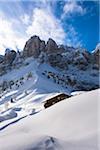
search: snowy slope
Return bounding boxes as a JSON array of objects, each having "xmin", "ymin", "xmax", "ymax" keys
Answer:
[
  {"xmin": 0, "ymin": 57, "xmax": 70, "ymax": 129},
  {"xmin": 0, "ymin": 56, "xmax": 99, "ymax": 130},
  {"xmin": 0, "ymin": 89, "xmax": 99, "ymax": 150}
]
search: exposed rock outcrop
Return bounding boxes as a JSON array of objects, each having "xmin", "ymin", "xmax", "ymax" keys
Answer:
[
  {"xmin": 73, "ymin": 51, "xmax": 88, "ymax": 70},
  {"xmin": 40, "ymin": 40, "xmax": 46, "ymax": 51},
  {"xmin": 23, "ymin": 36, "xmax": 60, "ymax": 58},
  {"xmin": 23, "ymin": 36, "xmax": 41, "ymax": 58},
  {"xmin": 58, "ymin": 45, "xmax": 65, "ymax": 53},
  {"xmin": 46, "ymin": 38, "xmax": 58, "ymax": 53},
  {"xmin": 82, "ymin": 50, "xmax": 91, "ymax": 62},
  {"xmin": 48, "ymin": 53, "xmax": 68, "ymax": 70},
  {"xmin": 23, "ymin": 35, "xmax": 46, "ymax": 58},
  {"xmin": 23, "ymin": 36, "xmax": 59, "ymax": 58},
  {"xmin": 90, "ymin": 43, "xmax": 100, "ymax": 65},
  {"xmin": 4, "ymin": 49, "xmax": 16, "ymax": 65},
  {"xmin": 0, "ymin": 55, "xmax": 4, "ymax": 63},
  {"xmin": 93, "ymin": 49, "xmax": 99, "ymax": 65},
  {"xmin": 0, "ymin": 36, "xmax": 99, "ymax": 93}
]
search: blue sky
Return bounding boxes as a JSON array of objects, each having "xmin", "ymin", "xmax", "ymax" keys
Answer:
[{"xmin": 0, "ymin": 0, "xmax": 99, "ymax": 55}]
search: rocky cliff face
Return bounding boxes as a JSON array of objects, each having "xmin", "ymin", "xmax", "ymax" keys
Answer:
[
  {"xmin": 23, "ymin": 35, "xmax": 46, "ymax": 58},
  {"xmin": 93, "ymin": 49, "xmax": 99, "ymax": 65},
  {"xmin": 0, "ymin": 49, "xmax": 19, "ymax": 75},
  {"xmin": 0, "ymin": 36, "xmax": 99, "ymax": 92},
  {"xmin": 4, "ymin": 49, "xmax": 17, "ymax": 65},
  {"xmin": 45, "ymin": 38, "xmax": 58, "ymax": 53},
  {"xmin": 23, "ymin": 36, "xmax": 60, "ymax": 58},
  {"xmin": 0, "ymin": 55, "xmax": 4, "ymax": 63},
  {"xmin": 1, "ymin": 35, "xmax": 97, "ymax": 75},
  {"xmin": 23, "ymin": 36, "xmax": 99, "ymax": 69}
]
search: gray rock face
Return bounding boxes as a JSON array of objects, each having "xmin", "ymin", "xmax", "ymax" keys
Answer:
[
  {"xmin": 23, "ymin": 35, "xmax": 46, "ymax": 58},
  {"xmin": 23, "ymin": 36, "xmax": 40, "ymax": 58},
  {"xmin": 22, "ymin": 35, "xmax": 99, "ymax": 74},
  {"xmin": 90, "ymin": 44, "xmax": 100, "ymax": 65},
  {"xmin": 58, "ymin": 45, "xmax": 65, "ymax": 53},
  {"xmin": 94, "ymin": 49, "xmax": 99, "ymax": 65},
  {"xmin": 0, "ymin": 55, "xmax": 4, "ymax": 63},
  {"xmin": 23, "ymin": 36, "xmax": 59, "ymax": 58},
  {"xmin": 4, "ymin": 50, "xmax": 16, "ymax": 65},
  {"xmin": 73, "ymin": 54, "xmax": 88, "ymax": 66},
  {"xmin": 82, "ymin": 50, "xmax": 91, "ymax": 62},
  {"xmin": 40, "ymin": 40, "xmax": 46, "ymax": 51},
  {"xmin": 0, "ymin": 65, "xmax": 6, "ymax": 76},
  {"xmin": 89, "ymin": 50, "xmax": 99, "ymax": 67},
  {"xmin": 46, "ymin": 38, "xmax": 58, "ymax": 53},
  {"xmin": 47, "ymin": 53, "xmax": 68, "ymax": 70}
]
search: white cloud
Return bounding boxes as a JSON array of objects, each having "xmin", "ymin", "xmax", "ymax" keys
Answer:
[
  {"xmin": 20, "ymin": 14, "xmax": 30, "ymax": 25},
  {"xmin": 62, "ymin": 1, "xmax": 86, "ymax": 19},
  {"xmin": 0, "ymin": 6, "xmax": 66, "ymax": 55},
  {"xmin": 0, "ymin": 1, "xmax": 83, "ymax": 55},
  {"xmin": 65, "ymin": 25, "xmax": 82, "ymax": 48},
  {"xmin": 0, "ymin": 14, "xmax": 27, "ymax": 55},
  {"xmin": 26, "ymin": 8, "xmax": 66, "ymax": 44}
]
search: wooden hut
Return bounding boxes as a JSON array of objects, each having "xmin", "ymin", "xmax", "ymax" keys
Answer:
[{"xmin": 44, "ymin": 93, "xmax": 71, "ymax": 109}]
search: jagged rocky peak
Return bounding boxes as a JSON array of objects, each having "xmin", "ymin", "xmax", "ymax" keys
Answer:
[
  {"xmin": 65, "ymin": 45, "xmax": 76, "ymax": 51},
  {"xmin": 90, "ymin": 43, "xmax": 100, "ymax": 65},
  {"xmin": 23, "ymin": 35, "xmax": 46, "ymax": 58},
  {"xmin": 58, "ymin": 45, "xmax": 65, "ymax": 53},
  {"xmin": 45, "ymin": 38, "xmax": 58, "ymax": 53},
  {"xmin": 95, "ymin": 43, "xmax": 100, "ymax": 52},
  {"xmin": 94, "ymin": 43, "xmax": 100, "ymax": 65},
  {"xmin": 94, "ymin": 43, "xmax": 100, "ymax": 57},
  {"xmin": 4, "ymin": 48, "xmax": 17, "ymax": 65},
  {"xmin": 23, "ymin": 36, "xmax": 62, "ymax": 58},
  {"xmin": 22, "ymin": 35, "xmax": 99, "ymax": 71},
  {"xmin": 0, "ymin": 48, "xmax": 17, "ymax": 76}
]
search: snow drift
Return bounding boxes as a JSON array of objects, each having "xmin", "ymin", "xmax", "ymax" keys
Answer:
[{"xmin": 0, "ymin": 89, "xmax": 99, "ymax": 150}]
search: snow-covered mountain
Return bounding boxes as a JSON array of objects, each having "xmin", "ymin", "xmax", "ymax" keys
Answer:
[
  {"xmin": 0, "ymin": 35, "xmax": 99, "ymax": 150},
  {"xmin": 0, "ymin": 36, "xmax": 99, "ymax": 90},
  {"xmin": 95, "ymin": 43, "xmax": 100, "ymax": 52}
]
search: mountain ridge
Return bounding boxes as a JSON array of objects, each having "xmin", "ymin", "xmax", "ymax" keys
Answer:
[{"xmin": 0, "ymin": 35, "xmax": 99, "ymax": 92}]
